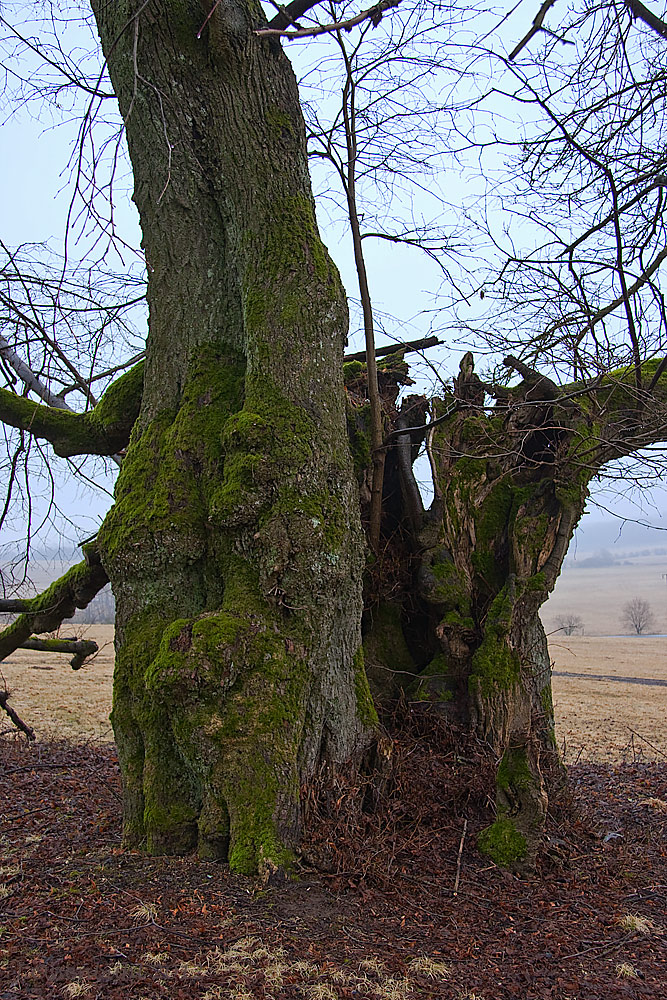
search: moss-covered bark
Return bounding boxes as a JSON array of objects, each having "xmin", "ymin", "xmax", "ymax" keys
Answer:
[
  {"xmin": 349, "ymin": 353, "xmax": 667, "ymax": 865},
  {"xmin": 0, "ymin": 362, "xmax": 143, "ymax": 457},
  {"xmin": 90, "ymin": 0, "xmax": 373, "ymax": 874},
  {"xmin": 0, "ymin": 544, "xmax": 109, "ymax": 664}
]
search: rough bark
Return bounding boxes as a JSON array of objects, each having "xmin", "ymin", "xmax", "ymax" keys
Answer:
[
  {"xmin": 89, "ymin": 0, "xmax": 374, "ymax": 874},
  {"xmin": 351, "ymin": 354, "xmax": 667, "ymax": 865}
]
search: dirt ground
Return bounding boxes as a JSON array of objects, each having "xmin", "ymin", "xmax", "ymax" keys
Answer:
[
  {"xmin": 2, "ymin": 629, "xmax": 667, "ymax": 999},
  {"xmin": 2, "ymin": 722, "xmax": 665, "ymax": 1000},
  {"xmin": 2, "ymin": 626, "xmax": 666, "ymax": 765}
]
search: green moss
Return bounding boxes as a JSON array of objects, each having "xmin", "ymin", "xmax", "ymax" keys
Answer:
[
  {"xmin": 410, "ymin": 653, "xmax": 455, "ymax": 703},
  {"xmin": 362, "ymin": 602, "xmax": 418, "ymax": 702},
  {"xmin": 429, "ymin": 556, "xmax": 471, "ymax": 615},
  {"xmin": 0, "ymin": 361, "xmax": 143, "ymax": 458},
  {"xmin": 265, "ymin": 105, "xmax": 298, "ymax": 142},
  {"xmin": 353, "ymin": 648, "xmax": 379, "ymax": 727},
  {"xmin": 497, "ymin": 746, "xmax": 534, "ymax": 792},
  {"xmin": 243, "ymin": 195, "xmax": 339, "ymax": 337},
  {"xmin": 469, "ymin": 587, "xmax": 520, "ymax": 696},
  {"xmin": 88, "ymin": 361, "xmax": 144, "ymax": 438},
  {"xmin": 346, "ymin": 398, "xmax": 372, "ymax": 479},
  {"xmin": 343, "ymin": 360, "xmax": 366, "ymax": 381},
  {"xmin": 100, "ymin": 347, "xmax": 246, "ymax": 566},
  {"xmin": 471, "ymin": 481, "xmax": 513, "ymax": 587},
  {"xmin": 539, "ymin": 684, "xmax": 554, "ymax": 719},
  {"xmin": 478, "ymin": 817, "xmax": 527, "ymax": 865}
]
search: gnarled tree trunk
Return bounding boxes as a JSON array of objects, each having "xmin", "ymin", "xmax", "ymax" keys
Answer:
[
  {"xmin": 353, "ymin": 353, "xmax": 667, "ymax": 864},
  {"xmin": 90, "ymin": 0, "xmax": 375, "ymax": 874}
]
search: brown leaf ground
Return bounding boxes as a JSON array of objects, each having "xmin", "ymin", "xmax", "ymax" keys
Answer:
[{"xmin": 1, "ymin": 709, "xmax": 665, "ymax": 1000}]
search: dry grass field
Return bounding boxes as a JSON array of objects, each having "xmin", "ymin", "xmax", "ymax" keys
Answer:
[
  {"xmin": 550, "ymin": 636, "xmax": 666, "ymax": 762},
  {"xmin": 0, "ymin": 623, "xmax": 115, "ymax": 741},
  {"xmin": 543, "ymin": 555, "xmax": 667, "ymax": 635}
]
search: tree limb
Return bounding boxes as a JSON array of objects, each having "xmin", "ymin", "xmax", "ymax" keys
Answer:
[
  {"xmin": 0, "ymin": 334, "xmax": 71, "ymax": 410},
  {"xmin": 508, "ymin": 0, "xmax": 559, "ymax": 61},
  {"xmin": 0, "ymin": 544, "xmax": 109, "ymax": 667},
  {"xmin": 0, "ymin": 688, "xmax": 35, "ymax": 741},
  {"xmin": 266, "ymin": 0, "xmax": 327, "ymax": 30},
  {"xmin": 256, "ymin": 0, "xmax": 401, "ymax": 39},
  {"xmin": 0, "ymin": 361, "xmax": 143, "ymax": 458},
  {"xmin": 19, "ymin": 637, "xmax": 99, "ymax": 670},
  {"xmin": 344, "ymin": 335, "xmax": 441, "ymax": 363},
  {"xmin": 503, "ymin": 355, "xmax": 561, "ymax": 399},
  {"xmin": 626, "ymin": 0, "xmax": 667, "ymax": 40}
]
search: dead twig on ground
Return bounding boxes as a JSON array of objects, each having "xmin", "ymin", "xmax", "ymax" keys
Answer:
[{"xmin": 453, "ymin": 818, "xmax": 468, "ymax": 896}]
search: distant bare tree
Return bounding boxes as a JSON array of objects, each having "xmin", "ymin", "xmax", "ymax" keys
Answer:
[
  {"xmin": 555, "ymin": 615, "xmax": 585, "ymax": 636},
  {"xmin": 622, "ymin": 598, "xmax": 655, "ymax": 635}
]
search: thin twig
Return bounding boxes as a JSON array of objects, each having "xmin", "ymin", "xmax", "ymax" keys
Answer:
[
  {"xmin": 453, "ymin": 818, "xmax": 467, "ymax": 896},
  {"xmin": 256, "ymin": 0, "xmax": 401, "ymax": 38},
  {"xmin": 626, "ymin": 727, "xmax": 667, "ymax": 760}
]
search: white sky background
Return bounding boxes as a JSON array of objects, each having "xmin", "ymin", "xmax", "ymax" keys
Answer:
[{"xmin": 0, "ymin": 0, "xmax": 666, "ymax": 571}]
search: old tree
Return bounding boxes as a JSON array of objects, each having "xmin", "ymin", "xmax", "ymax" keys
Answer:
[{"xmin": 1, "ymin": 0, "xmax": 667, "ymax": 871}]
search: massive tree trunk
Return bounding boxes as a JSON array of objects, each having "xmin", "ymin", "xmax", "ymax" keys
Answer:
[
  {"xmin": 89, "ymin": 0, "xmax": 374, "ymax": 874},
  {"xmin": 354, "ymin": 353, "xmax": 667, "ymax": 864}
]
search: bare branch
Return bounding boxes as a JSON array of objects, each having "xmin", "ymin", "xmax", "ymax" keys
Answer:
[
  {"xmin": 0, "ymin": 334, "xmax": 71, "ymax": 411},
  {"xmin": 626, "ymin": 0, "xmax": 667, "ymax": 41},
  {"xmin": 0, "ymin": 688, "xmax": 35, "ymax": 741},
  {"xmin": 344, "ymin": 335, "xmax": 442, "ymax": 363},
  {"xmin": 256, "ymin": 0, "xmax": 401, "ymax": 39},
  {"xmin": 266, "ymin": 0, "xmax": 329, "ymax": 30},
  {"xmin": 508, "ymin": 0, "xmax": 560, "ymax": 61}
]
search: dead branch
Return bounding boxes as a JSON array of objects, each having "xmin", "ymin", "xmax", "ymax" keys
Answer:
[
  {"xmin": 453, "ymin": 818, "xmax": 467, "ymax": 896},
  {"xmin": 19, "ymin": 637, "xmax": 99, "ymax": 670},
  {"xmin": 344, "ymin": 335, "xmax": 442, "ymax": 363},
  {"xmin": 0, "ymin": 544, "xmax": 108, "ymax": 666},
  {"xmin": 0, "ymin": 687, "xmax": 35, "ymax": 741},
  {"xmin": 508, "ymin": 0, "xmax": 559, "ymax": 61},
  {"xmin": 256, "ymin": 0, "xmax": 401, "ymax": 39}
]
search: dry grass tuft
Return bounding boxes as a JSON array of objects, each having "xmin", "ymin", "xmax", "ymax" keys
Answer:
[
  {"xmin": 359, "ymin": 956, "xmax": 387, "ymax": 974},
  {"xmin": 617, "ymin": 912, "xmax": 658, "ymax": 934},
  {"xmin": 639, "ymin": 796, "xmax": 667, "ymax": 811},
  {"xmin": 62, "ymin": 983, "xmax": 92, "ymax": 998},
  {"xmin": 143, "ymin": 951, "xmax": 170, "ymax": 966},
  {"xmin": 408, "ymin": 955, "xmax": 451, "ymax": 979},
  {"xmin": 302, "ymin": 985, "xmax": 339, "ymax": 1000},
  {"xmin": 616, "ymin": 962, "xmax": 639, "ymax": 978},
  {"xmin": 130, "ymin": 901, "xmax": 158, "ymax": 923},
  {"xmin": 373, "ymin": 978, "xmax": 413, "ymax": 1000},
  {"xmin": 292, "ymin": 960, "xmax": 319, "ymax": 979}
]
